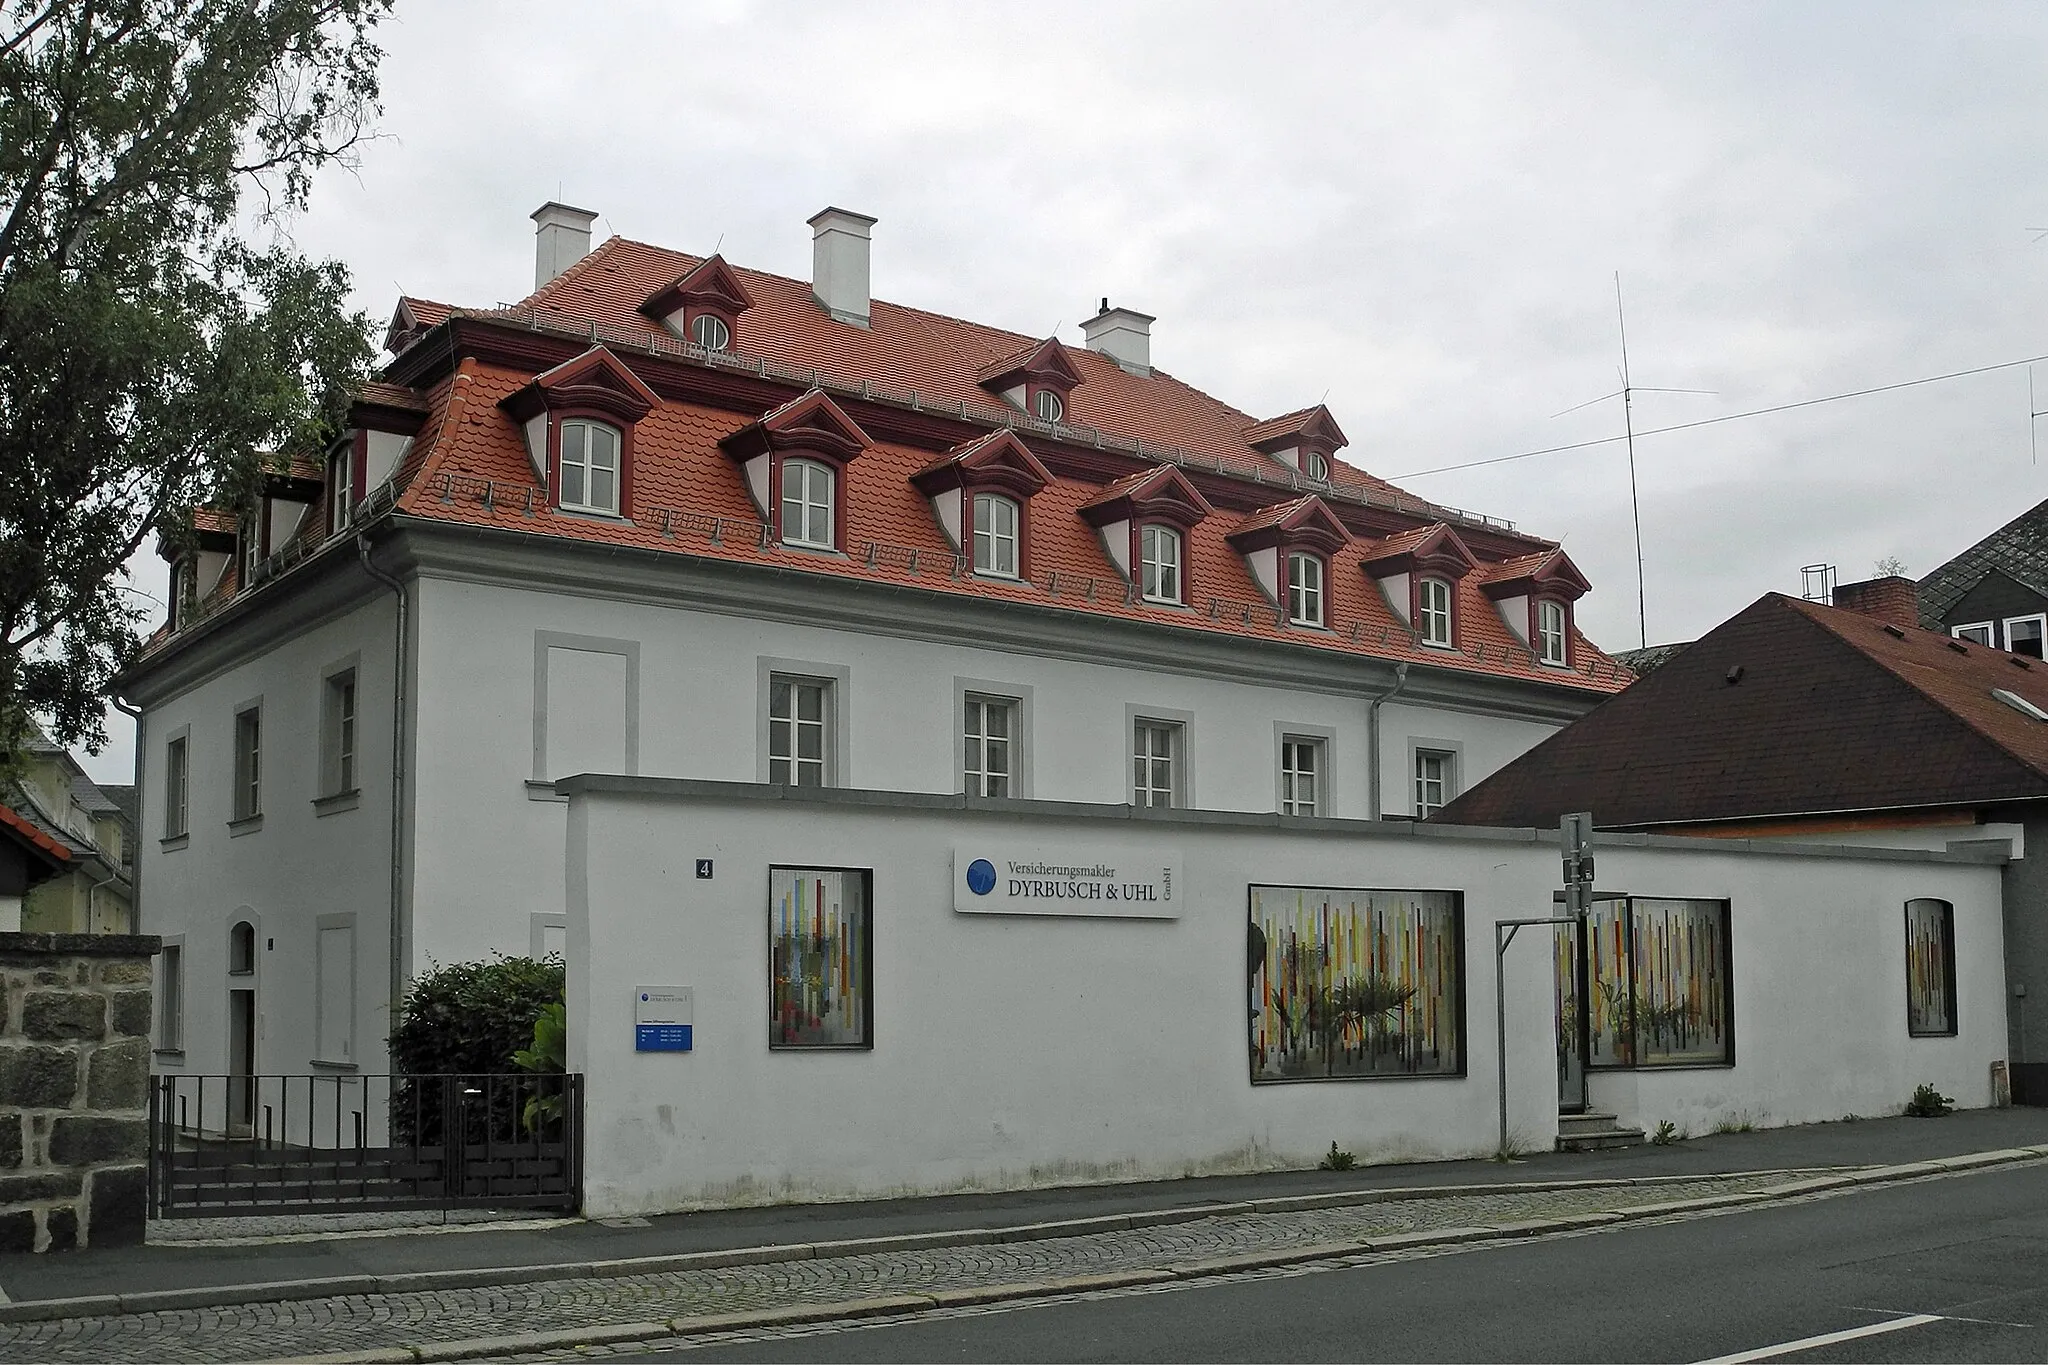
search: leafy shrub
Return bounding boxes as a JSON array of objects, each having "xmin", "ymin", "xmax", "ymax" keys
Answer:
[
  {"xmin": 1649, "ymin": 1120, "xmax": 1681, "ymax": 1145},
  {"xmin": 1904, "ymin": 1083, "xmax": 1954, "ymax": 1118},
  {"xmin": 388, "ymin": 956, "xmax": 565, "ymax": 1143},
  {"xmin": 1318, "ymin": 1141, "xmax": 1357, "ymax": 1171}
]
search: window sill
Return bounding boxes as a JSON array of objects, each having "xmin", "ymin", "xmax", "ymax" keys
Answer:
[
  {"xmin": 554, "ymin": 505, "xmax": 632, "ymax": 525},
  {"xmin": 313, "ymin": 789, "xmax": 361, "ymax": 816},
  {"xmin": 779, "ymin": 541, "xmax": 847, "ymax": 558},
  {"xmin": 159, "ymin": 833, "xmax": 190, "ymax": 851},
  {"xmin": 1419, "ymin": 640, "xmax": 1457, "ymax": 651},
  {"xmin": 525, "ymin": 779, "xmax": 567, "ymax": 803},
  {"xmin": 309, "ymin": 1059, "xmax": 360, "ymax": 1073},
  {"xmin": 152, "ymin": 1048, "xmax": 185, "ymax": 1063},
  {"xmin": 227, "ymin": 814, "xmax": 264, "ymax": 837}
]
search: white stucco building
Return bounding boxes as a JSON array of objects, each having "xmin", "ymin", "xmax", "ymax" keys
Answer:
[{"xmin": 118, "ymin": 204, "xmax": 1635, "ymax": 1103}]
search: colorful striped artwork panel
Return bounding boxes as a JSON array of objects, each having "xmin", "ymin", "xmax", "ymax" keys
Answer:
[
  {"xmin": 769, "ymin": 867, "xmax": 871, "ymax": 1048},
  {"xmin": 1905, "ymin": 898, "xmax": 1956, "ymax": 1037},
  {"xmin": 1247, "ymin": 886, "xmax": 1463, "ymax": 1081}
]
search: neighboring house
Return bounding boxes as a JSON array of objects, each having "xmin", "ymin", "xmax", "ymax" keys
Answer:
[
  {"xmin": 3, "ymin": 729, "xmax": 134, "ymax": 936},
  {"xmin": 1433, "ymin": 583, "xmax": 2048, "ymax": 1101},
  {"xmin": 0, "ymin": 803, "xmax": 71, "ymax": 931},
  {"xmin": 1916, "ymin": 497, "xmax": 2048, "ymax": 655},
  {"xmin": 116, "ymin": 202, "xmax": 1632, "ymax": 1084}
]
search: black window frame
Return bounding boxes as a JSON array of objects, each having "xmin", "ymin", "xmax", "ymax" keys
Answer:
[
  {"xmin": 767, "ymin": 864, "xmax": 874, "ymax": 1052},
  {"xmin": 1905, "ymin": 897, "xmax": 1959, "ymax": 1038}
]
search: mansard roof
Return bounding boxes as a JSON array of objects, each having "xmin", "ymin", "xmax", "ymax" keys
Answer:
[
  {"xmin": 640, "ymin": 253, "xmax": 756, "ymax": 324},
  {"xmin": 1226, "ymin": 495, "xmax": 1350, "ymax": 555},
  {"xmin": 1476, "ymin": 547, "xmax": 1593, "ymax": 602},
  {"xmin": 910, "ymin": 430, "xmax": 1055, "ymax": 497}
]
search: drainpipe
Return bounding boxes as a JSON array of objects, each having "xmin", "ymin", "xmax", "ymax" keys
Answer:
[
  {"xmin": 82, "ymin": 861, "xmax": 120, "ymax": 934},
  {"xmin": 111, "ymin": 696, "xmax": 143, "ymax": 933},
  {"xmin": 1366, "ymin": 663, "xmax": 1411, "ymax": 821},
  {"xmin": 356, "ymin": 533, "xmax": 410, "ymax": 1033}
]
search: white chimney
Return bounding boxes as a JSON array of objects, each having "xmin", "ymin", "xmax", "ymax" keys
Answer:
[
  {"xmin": 531, "ymin": 202, "xmax": 599, "ymax": 289},
  {"xmin": 808, "ymin": 206, "xmax": 877, "ymax": 328},
  {"xmin": 1081, "ymin": 299, "xmax": 1154, "ymax": 376}
]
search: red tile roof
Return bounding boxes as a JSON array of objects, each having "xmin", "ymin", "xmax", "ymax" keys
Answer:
[{"xmin": 0, "ymin": 803, "xmax": 71, "ymax": 870}]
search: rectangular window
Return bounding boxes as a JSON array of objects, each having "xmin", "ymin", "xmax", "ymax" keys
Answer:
[
  {"xmin": 1582, "ymin": 897, "xmax": 1733, "ymax": 1068},
  {"xmin": 1952, "ymin": 622, "xmax": 1995, "ymax": 647},
  {"xmin": 1249, "ymin": 885, "xmax": 1465, "ymax": 1081},
  {"xmin": 1132, "ymin": 720, "xmax": 1179, "ymax": 808},
  {"xmin": 1414, "ymin": 749, "xmax": 1454, "ymax": 817},
  {"xmin": 972, "ymin": 493, "xmax": 1020, "ymax": 578},
  {"xmin": 769, "ymin": 866, "xmax": 872, "ymax": 1049},
  {"xmin": 232, "ymin": 706, "xmax": 262, "ymax": 822},
  {"xmin": 1140, "ymin": 525, "xmax": 1182, "ymax": 604},
  {"xmin": 780, "ymin": 458, "xmax": 835, "ymax": 548},
  {"xmin": 1418, "ymin": 578, "xmax": 1453, "ymax": 646},
  {"xmin": 315, "ymin": 917, "xmax": 356, "ymax": 1064},
  {"xmin": 1280, "ymin": 737, "xmax": 1321, "ymax": 816},
  {"xmin": 164, "ymin": 736, "xmax": 189, "ymax": 839},
  {"xmin": 769, "ymin": 676, "xmax": 830, "ymax": 786},
  {"xmin": 1287, "ymin": 553, "xmax": 1324, "ymax": 627},
  {"xmin": 2005, "ymin": 614, "xmax": 2046, "ymax": 659},
  {"xmin": 559, "ymin": 419, "xmax": 621, "ymax": 514},
  {"xmin": 157, "ymin": 944, "xmax": 184, "ymax": 1052},
  {"xmin": 963, "ymin": 695, "xmax": 1015, "ymax": 797},
  {"xmin": 1538, "ymin": 599, "xmax": 1568, "ymax": 665},
  {"xmin": 329, "ymin": 446, "xmax": 355, "ymax": 534},
  {"xmin": 322, "ymin": 669, "xmax": 358, "ymax": 796},
  {"xmin": 1905, "ymin": 898, "xmax": 1957, "ymax": 1037}
]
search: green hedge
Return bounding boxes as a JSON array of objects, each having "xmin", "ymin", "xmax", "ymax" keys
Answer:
[{"xmin": 389, "ymin": 956, "xmax": 564, "ymax": 1076}]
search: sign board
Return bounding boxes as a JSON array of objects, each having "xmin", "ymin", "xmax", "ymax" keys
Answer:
[
  {"xmin": 952, "ymin": 845, "xmax": 1181, "ymax": 919},
  {"xmin": 634, "ymin": 985, "xmax": 693, "ymax": 1052}
]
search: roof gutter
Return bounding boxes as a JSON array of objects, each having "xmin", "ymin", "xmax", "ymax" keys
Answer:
[
  {"xmin": 1367, "ymin": 662, "xmax": 1411, "ymax": 821},
  {"xmin": 356, "ymin": 531, "xmax": 410, "ymax": 1038}
]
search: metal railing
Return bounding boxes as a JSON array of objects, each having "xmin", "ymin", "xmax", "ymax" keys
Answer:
[{"xmin": 149, "ymin": 1073, "xmax": 582, "ymax": 1218}]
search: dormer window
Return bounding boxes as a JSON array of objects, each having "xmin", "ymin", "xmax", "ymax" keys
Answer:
[
  {"xmin": 1538, "ymin": 599, "xmax": 1568, "ymax": 665},
  {"xmin": 973, "ymin": 492, "xmax": 1020, "ymax": 578},
  {"xmin": 1033, "ymin": 389, "xmax": 1064, "ymax": 423},
  {"xmin": 328, "ymin": 443, "xmax": 356, "ymax": 534},
  {"xmin": 780, "ymin": 457, "xmax": 836, "ymax": 549},
  {"xmin": 559, "ymin": 419, "xmax": 621, "ymax": 515},
  {"xmin": 1303, "ymin": 450, "xmax": 1329, "ymax": 481},
  {"xmin": 1141, "ymin": 525, "xmax": 1183, "ymax": 604},
  {"xmin": 691, "ymin": 313, "xmax": 731, "ymax": 352},
  {"xmin": 1245, "ymin": 404, "xmax": 1348, "ymax": 483},
  {"xmin": 1288, "ymin": 552, "xmax": 1325, "ymax": 627},
  {"xmin": 1419, "ymin": 577, "xmax": 1454, "ymax": 647},
  {"xmin": 978, "ymin": 336, "xmax": 1082, "ymax": 425},
  {"xmin": 239, "ymin": 512, "xmax": 261, "ymax": 587}
]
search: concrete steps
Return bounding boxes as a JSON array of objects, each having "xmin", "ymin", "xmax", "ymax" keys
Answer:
[{"xmin": 1556, "ymin": 1109, "xmax": 1645, "ymax": 1152}]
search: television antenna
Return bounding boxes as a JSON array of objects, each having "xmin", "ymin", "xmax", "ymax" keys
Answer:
[{"xmin": 1552, "ymin": 275, "xmax": 1716, "ymax": 649}]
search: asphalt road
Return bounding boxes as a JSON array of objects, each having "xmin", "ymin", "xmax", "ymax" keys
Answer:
[{"xmin": 661, "ymin": 1162, "xmax": 2048, "ymax": 1363}]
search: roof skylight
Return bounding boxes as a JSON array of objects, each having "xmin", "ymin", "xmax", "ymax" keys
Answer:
[{"xmin": 1993, "ymin": 687, "xmax": 2048, "ymax": 721}]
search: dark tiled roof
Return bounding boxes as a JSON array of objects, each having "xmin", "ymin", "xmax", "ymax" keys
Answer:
[
  {"xmin": 1611, "ymin": 642, "xmax": 1691, "ymax": 677},
  {"xmin": 1918, "ymin": 494, "xmax": 2048, "ymax": 625},
  {"xmin": 1434, "ymin": 593, "xmax": 2048, "ymax": 829}
]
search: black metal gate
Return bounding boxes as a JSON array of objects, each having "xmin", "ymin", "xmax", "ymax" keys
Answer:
[{"xmin": 149, "ymin": 1073, "xmax": 583, "ymax": 1218}]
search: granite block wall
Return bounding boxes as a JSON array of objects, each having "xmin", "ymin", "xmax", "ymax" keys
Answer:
[{"xmin": 0, "ymin": 933, "xmax": 158, "ymax": 1252}]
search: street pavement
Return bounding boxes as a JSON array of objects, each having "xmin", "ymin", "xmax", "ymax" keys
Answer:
[{"xmin": 651, "ymin": 1155, "xmax": 2048, "ymax": 1363}]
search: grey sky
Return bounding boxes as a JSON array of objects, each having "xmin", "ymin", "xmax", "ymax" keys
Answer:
[{"xmin": 79, "ymin": 0, "xmax": 2048, "ymax": 780}]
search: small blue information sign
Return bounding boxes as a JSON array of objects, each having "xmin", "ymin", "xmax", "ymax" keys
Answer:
[{"xmin": 635, "ymin": 986, "xmax": 694, "ymax": 1053}]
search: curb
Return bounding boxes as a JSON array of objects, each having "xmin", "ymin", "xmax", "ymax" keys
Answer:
[
  {"xmin": 260, "ymin": 1144, "xmax": 2048, "ymax": 1365},
  {"xmin": 20, "ymin": 1145, "xmax": 2048, "ymax": 1346}
]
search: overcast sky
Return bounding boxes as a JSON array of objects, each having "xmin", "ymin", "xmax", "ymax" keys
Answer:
[{"xmin": 79, "ymin": 0, "xmax": 2048, "ymax": 780}]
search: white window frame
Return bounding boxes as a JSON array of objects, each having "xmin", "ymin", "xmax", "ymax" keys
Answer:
[
  {"xmin": 1418, "ymin": 577, "xmax": 1454, "ymax": 647},
  {"xmin": 239, "ymin": 512, "xmax": 261, "ymax": 587},
  {"xmin": 972, "ymin": 493, "xmax": 1021, "ymax": 578},
  {"xmin": 163, "ymin": 730, "xmax": 190, "ymax": 841},
  {"xmin": 156, "ymin": 939, "xmax": 184, "ymax": 1053},
  {"xmin": 1287, "ymin": 551, "xmax": 1325, "ymax": 627},
  {"xmin": 231, "ymin": 701, "xmax": 262, "ymax": 825},
  {"xmin": 690, "ymin": 313, "xmax": 731, "ymax": 352},
  {"xmin": 1303, "ymin": 449, "xmax": 1329, "ymax": 481},
  {"xmin": 768, "ymin": 674, "xmax": 832, "ymax": 787},
  {"xmin": 780, "ymin": 457, "xmax": 836, "ymax": 549},
  {"xmin": 1538, "ymin": 599, "xmax": 1568, "ymax": 665},
  {"xmin": 963, "ymin": 693, "xmax": 1017, "ymax": 797},
  {"xmin": 320, "ymin": 663, "xmax": 359, "ymax": 799},
  {"xmin": 1132, "ymin": 718, "xmax": 1182, "ymax": 809},
  {"xmin": 1414, "ymin": 748, "xmax": 1455, "ymax": 817},
  {"xmin": 1279, "ymin": 735, "xmax": 1323, "ymax": 817},
  {"xmin": 1033, "ymin": 388, "xmax": 1064, "ymax": 423},
  {"xmin": 329, "ymin": 446, "xmax": 355, "ymax": 534},
  {"xmin": 2004, "ymin": 613, "xmax": 2047, "ymax": 658},
  {"xmin": 1140, "ymin": 525, "xmax": 1183, "ymax": 605},
  {"xmin": 557, "ymin": 418, "xmax": 621, "ymax": 515},
  {"xmin": 1952, "ymin": 621, "xmax": 1995, "ymax": 647}
]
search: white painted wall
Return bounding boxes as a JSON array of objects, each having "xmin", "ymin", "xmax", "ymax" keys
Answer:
[
  {"xmin": 139, "ymin": 594, "xmax": 399, "ymax": 1082},
  {"xmin": 563, "ymin": 789, "xmax": 2005, "ymax": 1215}
]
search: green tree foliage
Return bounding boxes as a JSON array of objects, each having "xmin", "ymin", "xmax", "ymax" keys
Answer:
[
  {"xmin": 0, "ymin": 0, "xmax": 389, "ymax": 760},
  {"xmin": 389, "ymin": 956, "xmax": 566, "ymax": 1077}
]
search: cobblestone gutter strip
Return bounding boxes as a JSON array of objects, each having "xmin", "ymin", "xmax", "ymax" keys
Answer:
[{"xmin": 0, "ymin": 1166, "xmax": 1860, "ymax": 1326}]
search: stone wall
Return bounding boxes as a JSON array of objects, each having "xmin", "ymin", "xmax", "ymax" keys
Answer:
[{"xmin": 0, "ymin": 932, "xmax": 157, "ymax": 1251}]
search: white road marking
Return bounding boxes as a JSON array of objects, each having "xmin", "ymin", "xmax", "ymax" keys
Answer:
[{"xmin": 1691, "ymin": 1313, "xmax": 1943, "ymax": 1364}]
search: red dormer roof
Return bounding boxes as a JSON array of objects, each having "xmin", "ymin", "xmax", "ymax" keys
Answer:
[
  {"xmin": 1361, "ymin": 522, "xmax": 1479, "ymax": 580},
  {"xmin": 385, "ymin": 297, "xmax": 452, "ymax": 355},
  {"xmin": 1244, "ymin": 404, "xmax": 1348, "ymax": 454},
  {"xmin": 911, "ymin": 430, "xmax": 1055, "ymax": 498},
  {"xmin": 499, "ymin": 345, "xmax": 659, "ymax": 427},
  {"xmin": 976, "ymin": 337, "xmax": 1085, "ymax": 394},
  {"xmin": 1226, "ymin": 495, "xmax": 1350, "ymax": 556},
  {"xmin": 1476, "ymin": 547, "xmax": 1593, "ymax": 602},
  {"xmin": 1078, "ymin": 463, "xmax": 1215, "ymax": 531},
  {"xmin": 640, "ymin": 254, "xmax": 755, "ymax": 327},
  {"xmin": 721, "ymin": 389, "xmax": 872, "ymax": 466}
]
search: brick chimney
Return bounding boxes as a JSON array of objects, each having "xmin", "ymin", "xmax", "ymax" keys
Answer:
[{"xmin": 1831, "ymin": 575, "xmax": 1921, "ymax": 630}]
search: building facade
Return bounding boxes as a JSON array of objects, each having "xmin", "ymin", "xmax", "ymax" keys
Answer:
[
  {"xmin": 5, "ymin": 729, "xmax": 133, "ymax": 935},
  {"xmin": 118, "ymin": 204, "xmax": 1630, "ymax": 1091}
]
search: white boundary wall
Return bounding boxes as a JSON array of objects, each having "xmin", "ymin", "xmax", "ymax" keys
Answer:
[{"xmin": 563, "ymin": 781, "xmax": 2006, "ymax": 1217}]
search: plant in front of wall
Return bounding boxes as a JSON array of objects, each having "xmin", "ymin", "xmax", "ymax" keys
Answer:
[
  {"xmin": 1903, "ymin": 1083, "xmax": 1954, "ymax": 1118},
  {"xmin": 1319, "ymin": 1142, "xmax": 1357, "ymax": 1171},
  {"xmin": 1711, "ymin": 1111, "xmax": 1756, "ymax": 1135},
  {"xmin": 388, "ymin": 955, "xmax": 566, "ymax": 1144},
  {"xmin": 1649, "ymin": 1120, "xmax": 1682, "ymax": 1145},
  {"xmin": 512, "ymin": 1001, "xmax": 568, "ymax": 1134}
]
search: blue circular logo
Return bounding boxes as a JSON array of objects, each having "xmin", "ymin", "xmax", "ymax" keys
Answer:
[{"xmin": 966, "ymin": 858, "xmax": 997, "ymax": 895}]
